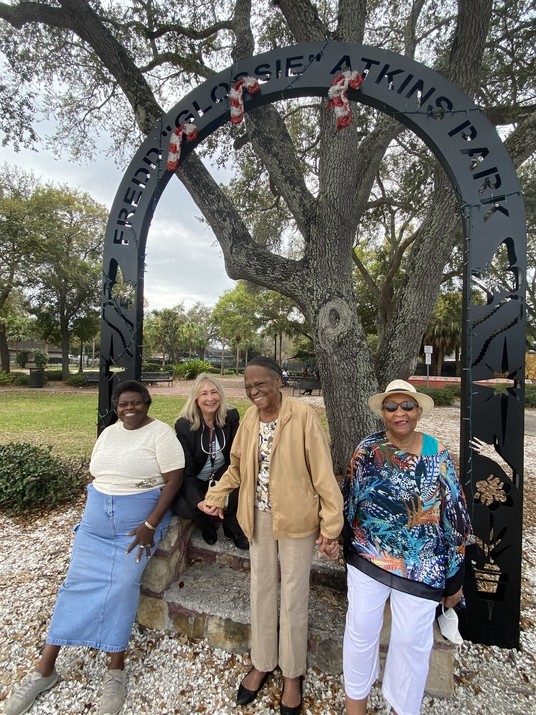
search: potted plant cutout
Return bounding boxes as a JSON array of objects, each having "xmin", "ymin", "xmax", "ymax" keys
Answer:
[{"xmin": 472, "ymin": 469, "xmax": 513, "ymax": 602}]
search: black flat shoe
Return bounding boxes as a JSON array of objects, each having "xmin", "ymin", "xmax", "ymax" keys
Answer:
[
  {"xmin": 280, "ymin": 676, "xmax": 303, "ymax": 715},
  {"xmin": 201, "ymin": 526, "xmax": 217, "ymax": 545},
  {"xmin": 236, "ymin": 668, "xmax": 272, "ymax": 706},
  {"xmin": 223, "ymin": 526, "xmax": 249, "ymax": 551}
]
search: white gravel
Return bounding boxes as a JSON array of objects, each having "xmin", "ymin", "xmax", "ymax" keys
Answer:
[{"xmin": 1, "ymin": 406, "xmax": 535, "ymax": 714}]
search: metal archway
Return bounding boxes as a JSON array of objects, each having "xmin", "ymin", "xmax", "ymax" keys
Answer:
[{"xmin": 98, "ymin": 42, "xmax": 526, "ymax": 648}]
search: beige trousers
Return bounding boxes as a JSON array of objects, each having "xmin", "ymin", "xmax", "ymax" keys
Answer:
[{"xmin": 249, "ymin": 508, "xmax": 317, "ymax": 678}]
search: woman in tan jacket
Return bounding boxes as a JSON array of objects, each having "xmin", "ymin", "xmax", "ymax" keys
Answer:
[{"xmin": 200, "ymin": 356, "xmax": 343, "ymax": 715}]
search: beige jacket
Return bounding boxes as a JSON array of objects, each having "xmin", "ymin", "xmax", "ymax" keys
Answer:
[{"xmin": 204, "ymin": 395, "xmax": 344, "ymax": 540}]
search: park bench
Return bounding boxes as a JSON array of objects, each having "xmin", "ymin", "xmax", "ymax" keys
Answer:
[
  {"xmin": 82, "ymin": 371, "xmax": 173, "ymax": 386},
  {"xmin": 83, "ymin": 371, "xmax": 100, "ymax": 385},
  {"xmin": 140, "ymin": 371, "xmax": 174, "ymax": 386},
  {"xmin": 292, "ymin": 378, "xmax": 322, "ymax": 396}
]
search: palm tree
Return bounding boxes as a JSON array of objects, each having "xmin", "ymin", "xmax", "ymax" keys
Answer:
[{"xmin": 423, "ymin": 318, "xmax": 461, "ymax": 375}]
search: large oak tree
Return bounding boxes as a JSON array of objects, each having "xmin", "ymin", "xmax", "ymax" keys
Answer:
[{"xmin": 1, "ymin": 0, "xmax": 534, "ymax": 470}]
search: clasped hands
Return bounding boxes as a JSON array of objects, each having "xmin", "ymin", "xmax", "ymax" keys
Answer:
[
  {"xmin": 316, "ymin": 534, "xmax": 340, "ymax": 560},
  {"xmin": 198, "ymin": 502, "xmax": 339, "ymax": 561},
  {"xmin": 198, "ymin": 500, "xmax": 223, "ymax": 518}
]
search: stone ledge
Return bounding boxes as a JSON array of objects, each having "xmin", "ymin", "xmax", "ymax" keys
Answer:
[
  {"xmin": 141, "ymin": 516, "xmax": 194, "ymax": 596},
  {"xmin": 138, "ymin": 558, "xmax": 456, "ymax": 698}
]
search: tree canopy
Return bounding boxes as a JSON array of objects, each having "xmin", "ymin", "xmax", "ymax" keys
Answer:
[
  {"xmin": 1, "ymin": 0, "xmax": 534, "ymax": 470},
  {"xmin": 0, "ymin": 167, "xmax": 108, "ymax": 377}
]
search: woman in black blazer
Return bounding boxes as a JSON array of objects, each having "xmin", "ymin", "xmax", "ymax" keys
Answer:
[{"xmin": 174, "ymin": 373, "xmax": 248, "ymax": 549}]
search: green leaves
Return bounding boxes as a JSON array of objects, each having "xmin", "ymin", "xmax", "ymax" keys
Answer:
[{"xmin": 0, "ymin": 442, "xmax": 86, "ymax": 514}]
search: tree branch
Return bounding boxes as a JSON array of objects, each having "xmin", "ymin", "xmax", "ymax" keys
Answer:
[
  {"xmin": 504, "ymin": 111, "xmax": 536, "ymax": 167},
  {"xmin": 275, "ymin": 0, "xmax": 326, "ymax": 43}
]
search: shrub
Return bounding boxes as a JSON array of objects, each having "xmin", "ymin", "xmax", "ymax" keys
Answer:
[
  {"xmin": 0, "ymin": 442, "xmax": 87, "ymax": 514},
  {"xmin": 33, "ymin": 348, "xmax": 49, "ymax": 368},
  {"xmin": 444, "ymin": 384, "xmax": 461, "ymax": 400},
  {"xmin": 16, "ymin": 350, "xmax": 31, "ymax": 368},
  {"xmin": 45, "ymin": 369, "xmax": 64, "ymax": 381},
  {"xmin": 526, "ymin": 385, "xmax": 536, "ymax": 409},
  {"xmin": 142, "ymin": 362, "xmax": 162, "ymax": 372},
  {"xmin": 224, "ymin": 367, "xmax": 244, "ymax": 375},
  {"xmin": 173, "ymin": 360, "xmax": 212, "ymax": 380},
  {"xmin": 0, "ymin": 371, "xmax": 10, "ymax": 385},
  {"xmin": 205, "ymin": 365, "xmax": 221, "ymax": 374},
  {"xmin": 9, "ymin": 372, "xmax": 29, "ymax": 386},
  {"xmin": 416, "ymin": 386, "xmax": 457, "ymax": 407},
  {"xmin": 67, "ymin": 373, "xmax": 88, "ymax": 387}
]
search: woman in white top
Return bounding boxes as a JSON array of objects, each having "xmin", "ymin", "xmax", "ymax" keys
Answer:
[{"xmin": 5, "ymin": 380, "xmax": 184, "ymax": 715}]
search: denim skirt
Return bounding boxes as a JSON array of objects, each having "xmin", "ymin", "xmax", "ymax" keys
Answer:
[{"xmin": 46, "ymin": 483, "xmax": 170, "ymax": 653}]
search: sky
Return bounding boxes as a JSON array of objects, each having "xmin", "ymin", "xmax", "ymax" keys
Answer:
[{"xmin": 1, "ymin": 142, "xmax": 236, "ymax": 311}]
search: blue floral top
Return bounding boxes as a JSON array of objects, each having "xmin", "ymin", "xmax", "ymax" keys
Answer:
[{"xmin": 342, "ymin": 431, "xmax": 472, "ymax": 601}]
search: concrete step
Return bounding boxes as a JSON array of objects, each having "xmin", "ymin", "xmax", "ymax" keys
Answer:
[
  {"xmin": 138, "ymin": 521, "xmax": 456, "ymax": 698},
  {"xmin": 138, "ymin": 518, "xmax": 456, "ymax": 697},
  {"xmin": 187, "ymin": 527, "xmax": 347, "ymax": 590}
]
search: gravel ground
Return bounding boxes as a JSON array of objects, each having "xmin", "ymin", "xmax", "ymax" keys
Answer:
[{"xmin": 1, "ymin": 404, "xmax": 535, "ymax": 715}]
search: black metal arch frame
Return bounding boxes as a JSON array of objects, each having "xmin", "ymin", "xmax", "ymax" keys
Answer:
[{"xmin": 99, "ymin": 42, "xmax": 526, "ymax": 648}]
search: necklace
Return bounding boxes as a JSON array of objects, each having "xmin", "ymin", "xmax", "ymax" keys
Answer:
[{"xmin": 200, "ymin": 423, "xmax": 226, "ymax": 488}]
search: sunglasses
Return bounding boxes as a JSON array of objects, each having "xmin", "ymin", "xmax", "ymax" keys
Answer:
[{"xmin": 382, "ymin": 400, "xmax": 419, "ymax": 413}]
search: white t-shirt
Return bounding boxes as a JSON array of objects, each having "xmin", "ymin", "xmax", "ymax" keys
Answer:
[{"xmin": 90, "ymin": 419, "xmax": 185, "ymax": 495}]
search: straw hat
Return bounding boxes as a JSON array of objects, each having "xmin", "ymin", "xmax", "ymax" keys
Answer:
[{"xmin": 368, "ymin": 379, "xmax": 434, "ymax": 418}]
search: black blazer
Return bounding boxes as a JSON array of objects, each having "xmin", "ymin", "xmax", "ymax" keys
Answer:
[{"xmin": 175, "ymin": 408, "xmax": 240, "ymax": 506}]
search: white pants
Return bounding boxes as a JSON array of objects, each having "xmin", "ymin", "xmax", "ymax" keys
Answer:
[{"xmin": 343, "ymin": 564, "xmax": 438, "ymax": 715}]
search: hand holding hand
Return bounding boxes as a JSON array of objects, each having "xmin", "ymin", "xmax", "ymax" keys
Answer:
[
  {"xmin": 198, "ymin": 501, "xmax": 224, "ymax": 519},
  {"xmin": 316, "ymin": 534, "xmax": 339, "ymax": 560}
]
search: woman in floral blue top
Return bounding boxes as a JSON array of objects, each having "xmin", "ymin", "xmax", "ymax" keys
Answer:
[{"xmin": 342, "ymin": 380, "xmax": 472, "ymax": 715}]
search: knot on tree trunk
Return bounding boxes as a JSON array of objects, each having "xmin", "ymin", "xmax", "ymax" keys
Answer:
[{"xmin": 317, "ymin": 298, "xmax": 353, "ymax": 353}]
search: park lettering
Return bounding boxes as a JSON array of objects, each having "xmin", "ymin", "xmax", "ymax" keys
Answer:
[{"xmin": 112, "ymin": 47, "xmax": 509, "ymax": 244}]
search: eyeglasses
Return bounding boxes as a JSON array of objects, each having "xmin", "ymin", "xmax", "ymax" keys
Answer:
[{"xmin": 382, "ymin": 400, "xmax": 419, "ymax": 413}]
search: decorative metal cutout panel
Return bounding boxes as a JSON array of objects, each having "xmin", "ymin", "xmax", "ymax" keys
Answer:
[{"xmin": 98, "ymin": 42, "xmax": 526, "ymax": 647}]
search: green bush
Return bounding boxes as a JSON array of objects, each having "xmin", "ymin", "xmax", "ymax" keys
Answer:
[
  {"xmin": 173, "ymin": 360, "xmax": 212, "ymax": 380},
  {"xmin": 0, "ymin": 371, "xmax": 10, "ymax": 385},
  {"xmin": 526, "ymin": 385, "xmax": 536, "ymax": 408},
  {"xmin": 444, "ymin": 384, "xmax": 461, "ymax": 400},
  {"xmin": 0, "ymin": 442, "xmax": 87, "ymax": 514},
  {"xmin": 67, "ymin": 373, "xmax": 88, "ymax": 387},
  {"xmin": 142, "ymin": 362, "xmax": 162, "ymax": 372},
  {"xmin": 16, "ymin": 350, "xmax": 30, "ymax": 368},
  {"xmin": 9, "ymin": 372, "xmax": 29, "ymax": 386},
  {"xmin": 416, "ymin": 386, "xmax": 458, "ymax": 406},
  {"xmin": 33, "ymin": 348, "xmax": 49, "ymax": 368},
  {"xmin": 205, "ymin": 365, "xmax": 221, "ymax": 374},
  {"xmin": 45, "ymin": 369, "xmax": 64, "ymax": 381}
]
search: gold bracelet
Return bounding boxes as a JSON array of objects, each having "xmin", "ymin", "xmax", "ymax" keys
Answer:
[{"xmin": 144, "ymin": 520, "xmax": 156, "ymax": 531}]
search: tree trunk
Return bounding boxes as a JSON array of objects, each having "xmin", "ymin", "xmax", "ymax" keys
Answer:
[
  {"xmin": 303, "ymin": 282, "xmax": 379, "ymax": 474},
  {"xmin": 0, "ymin": 323, "xmax": 10, "ymax": 373},
  {"xmin": 61, "ymin": 331, "xmax": 71, "ymax": 381}
]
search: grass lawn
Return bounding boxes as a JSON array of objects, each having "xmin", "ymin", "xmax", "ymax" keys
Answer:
[{"xmin": 0, "ymin": 390, "xmax": 252, "ymax": 460}]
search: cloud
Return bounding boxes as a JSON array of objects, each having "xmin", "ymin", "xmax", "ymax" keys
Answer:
[{"xmin": 1, "ymin": 144, "xmax": 235, "ymax": 310}]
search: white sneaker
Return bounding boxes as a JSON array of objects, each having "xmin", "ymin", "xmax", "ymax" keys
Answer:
[
  {"xmin": 98, "ymin": 669, "xmax": 127, "ymax": 715},
  {"xmin": 4, "ymin": 670, "xmax": 59, "ymax": 715}
]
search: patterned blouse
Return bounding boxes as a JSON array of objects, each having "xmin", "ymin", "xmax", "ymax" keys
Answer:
[
  {"xmin": 343, "ymin": 430, "xmax": 472, "ymax": 601},
  {"xmin": 255, "ymin": 420, "xmax": 278, "ymax": 511}
]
